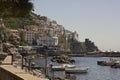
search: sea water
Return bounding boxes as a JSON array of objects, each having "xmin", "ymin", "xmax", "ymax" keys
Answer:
[{"xmin": 35, "ymin": 57, "xmax": 120, "ymax": 80}]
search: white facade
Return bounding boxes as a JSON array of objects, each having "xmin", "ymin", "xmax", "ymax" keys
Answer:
[
  {"xmin": 9, "ymin": 29, "xmax": 19, "ymax": 36},
  {"xmin": 37, "ymin": 37, "xmax": 58, "ymax": 46},
  {"xmin": 73, "ymin": 31, "xmax": 79, "ymax": 41},
  {"xmin": 25, "ymin": 31, "xmax": 36, "ymax": 45}
]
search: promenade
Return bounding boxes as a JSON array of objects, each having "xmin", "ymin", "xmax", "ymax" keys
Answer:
[{"xmin": 0, "ymin": 56, "xmax": 49, "ymax": 80}]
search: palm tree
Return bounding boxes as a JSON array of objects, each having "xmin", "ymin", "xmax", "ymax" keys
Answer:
[{"xmin": 0, "ymin": 0, "xmax": 33, "ymax": 18}]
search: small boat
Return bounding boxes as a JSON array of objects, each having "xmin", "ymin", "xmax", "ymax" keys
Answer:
[
  {"xmin": 51, "ymin": 64, "xmax": 76, "ymax": 71},
  {"xmin": 111, "ymin": 63, "xmax": 120, "ymax": 68},
  {"xmin": 65, "ymin": 67, "xmax": 89, "ymax": 73},
  {"xmin": 111, "ymin": 61, "xmax": 120, "ymax": 68},
  {"xmin": 61, "ymin": 64, "xmax": 76, "ymax": 68},
  {"xmin": 51, "ymin": 65, "xmax": 65, "ymax": 71},
  {"xmin": 97, "ymin": 58, "xmax": 119, "ymax": 66},
  {"xmin": 97, "ymin": 61, "xmax": 114, "ymax": 66}
]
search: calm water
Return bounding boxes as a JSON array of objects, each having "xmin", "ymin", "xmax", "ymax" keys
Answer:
[{"xmin": 34, "ymin": 57, "xmax": 120, "ymax": 80}]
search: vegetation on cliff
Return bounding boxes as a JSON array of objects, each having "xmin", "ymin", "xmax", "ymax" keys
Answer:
[
  {"xmin": 0, "ymin": 0, "xmax": 35, "ymax": 29},
  {"xmin": 0, "ymin": 0, "xmax": 33, "ymax": 18},
  {"xmin": 1, "ymin": 11, "xmax": 41, "ymax": 29},
  {"xmin": 2, "ymin": 14, "xmax": 36, "ymax": 29}
]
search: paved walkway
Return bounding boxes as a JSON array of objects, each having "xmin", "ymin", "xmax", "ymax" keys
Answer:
[
  {"xmin": 2, "ymin": 55, "xmax": 12, "ymax": 64},
  {"xmin": 0, "ymin": 56, "xmax": 49, "ymax": 80}
]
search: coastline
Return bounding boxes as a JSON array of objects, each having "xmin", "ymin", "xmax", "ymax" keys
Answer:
[{"xmin": 47, "ymin": 51, "xmax": 120, "ymax": 57}]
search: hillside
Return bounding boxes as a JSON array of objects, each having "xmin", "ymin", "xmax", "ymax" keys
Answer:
[
  {"xmin": 1, "ymin": 12, "xmax": 100, "ymax": 52},
  {"xmin": 2, "ymin": 13, "xmax": 40, "ymax": 29}
]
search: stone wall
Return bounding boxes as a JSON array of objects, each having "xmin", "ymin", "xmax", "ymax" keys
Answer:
[{"xmin": 0, "ymin": 67, "xmax": 23, "ymax": 80}]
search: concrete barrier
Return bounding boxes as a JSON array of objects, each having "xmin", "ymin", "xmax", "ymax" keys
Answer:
[{"xmin": 0, "ymin": 67, "xmax": 23, "ymax": 80}]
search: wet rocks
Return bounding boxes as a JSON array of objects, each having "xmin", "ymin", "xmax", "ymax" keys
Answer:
[{"xmin": 51, "ymin": 55, "xmax": 75, "ymax": 63}]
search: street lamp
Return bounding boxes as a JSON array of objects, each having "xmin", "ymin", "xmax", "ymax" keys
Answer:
[
  {"xmin": 19, "ymin": 48, "xmax": 27, "ymax": 69},
  {"xmin": 43, "ymin": 46, "xmax": 48, "ymax": 78}
]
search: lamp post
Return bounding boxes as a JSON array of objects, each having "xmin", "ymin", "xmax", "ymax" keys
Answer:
[
  {"xmin": 28, "ymin": 56, "xmax": 35, "ymax": 71},
  {"xmin": 43, "ymin": 46, "xmax": 48, "ymax": 78},
  {"xmin": 19, "ymin": 48, "xmax": 27, "ymax": 69},
  {"xmin": 21, "ymin": 52, "xmax": 26, "ymax": 69},
  {"xmin": 44, "ymin": 50, "xmax": 48, "ymax": 77}
]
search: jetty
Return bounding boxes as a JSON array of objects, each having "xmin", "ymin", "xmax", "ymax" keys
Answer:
[{"xmin": 0, "ymin": 55, "xmax": 49, "ymax": 80}]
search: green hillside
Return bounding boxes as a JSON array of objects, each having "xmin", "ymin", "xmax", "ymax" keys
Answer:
[{"xmin": 2, "ymin": 13, "xmax": 40, "ymax": 29}]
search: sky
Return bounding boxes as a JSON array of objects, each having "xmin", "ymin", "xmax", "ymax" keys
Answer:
[{"xmin": 32, "ymin": 0, "xmax": 120, "ymax": 51}]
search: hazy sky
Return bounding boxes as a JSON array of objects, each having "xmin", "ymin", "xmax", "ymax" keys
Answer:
[{"xmin": 32, "ymin": 0, "xmax": 120, "ymax": 51}]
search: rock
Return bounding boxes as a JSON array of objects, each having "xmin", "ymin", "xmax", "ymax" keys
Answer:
[
  {"xmin": 8, "ymin": 34, "xmax": 20, "ymax": 47},
  {"xmin": 0, "ymin": 22, "xmax": 10, "ymax": 42},
  {"xmin": 51, "ymin": 55, "xmax": 75, "ymax": 63},
  {"xmin": 55, "ymin": 77, "xmax": 64, "ymax": 80},
  {"xmin": 0, "ymin": 21, "xmax": 21, "ymax": 54}
]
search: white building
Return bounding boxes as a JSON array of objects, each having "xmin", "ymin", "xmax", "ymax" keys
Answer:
[
  {"xmin": 72, "ymin": 31, "xmax": 79, "ymax": 41},
  {"xmin": 9, "ymin": 29, "xmax": 19, "ymax": 36},
  {"xmin": 25, "ymin": 31, "xmax": 37, "ymax": 45},
  {"xmin": 37, "ymin": 36, "xmax": 58, "ymax": 46}
]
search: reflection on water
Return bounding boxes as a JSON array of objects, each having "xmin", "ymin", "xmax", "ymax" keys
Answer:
[{"xmin": 35, "ymin": 57, "xmax": 120, "ymax": 80}]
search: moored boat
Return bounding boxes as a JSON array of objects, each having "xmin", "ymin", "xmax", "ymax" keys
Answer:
[
  {"xmin": 51, "ymin": 65, "xmax": 65, "ymax": 71},
  {"xmin": 65, "ymin": 67, "xmax": 89, "ymax": 73},
  {"xmin": 111, "ymin": 61, "xmax": 120, "ymax": 68},
  {"xmin": 97, "ymin": 61, "xmax": 114, "ymax": 66},
  {"xmin": 51, "ymin": 64, "xmax": 76, "ymax": 71},
  {"xmin": 61, "ymin": 64, "xmax": 76, "ymax": 68},
  {"xmin": 97, "ymin": 58, "xmax": 119, "ymax": 66}
]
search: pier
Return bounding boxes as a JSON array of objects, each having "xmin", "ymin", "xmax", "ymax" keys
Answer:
[{"xmin": 0, "ymin": 56, "xmax": 49, "ymax": 80}]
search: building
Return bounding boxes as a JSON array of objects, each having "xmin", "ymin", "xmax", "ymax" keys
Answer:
[
  {"xmin": 37, "ymin": 36, "xmax": 58, "ymax": 46},
  {"xmin": 70, "ymin": 42, "xmax": 83, "ymax": 53},
  {"xmin": 71, "ymin": 31, "xmax": 79, "ymax": 41},
  {"xmin": 9, "ymin": 29, "xmax": 19, "ymax": 36},
  {"xmin": 54, "ymin": 25, "xmax": 64, "ymax": 36},
  {"xmin": 25, "ymin": 30, "xmax": 37, "ymax": 45},
  {"xmin": 24, "ymin": 25, "xmax": 39, "ymax": 32}
]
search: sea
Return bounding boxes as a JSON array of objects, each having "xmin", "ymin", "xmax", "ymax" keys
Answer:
[{"xmin": 34, "ymin": 57, "xmax": 120, "ymax": 80}]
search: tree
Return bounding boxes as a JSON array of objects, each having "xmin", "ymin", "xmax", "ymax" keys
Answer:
[
  {"xmin": 0, "ymin": 0, "xmax": 33, "ymax": 18},
  {"xmin": 19, "ymin": 30, "xmax": 28, "ymax": 46}
]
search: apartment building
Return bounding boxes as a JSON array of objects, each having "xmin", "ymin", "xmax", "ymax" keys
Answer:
[
  {"xmin": 37, "ymin": 36, "xmax": 58, "ymax": 46},
  {"xmin": 25, "ymin": 31, "xmax": 37, "ymax": 45}
]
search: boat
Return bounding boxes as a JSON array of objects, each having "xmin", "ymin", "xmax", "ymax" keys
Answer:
[
  {"xmin": 97, "ymin": 61, "xmax": 114, "ymax": 66},
  {"xmin": 61, "ymin": 64, "xmax": 76, "ymax": 68},
  {"xmin": 65, "ymin": 67, "xmax": 89, "ymax": 73},
  {"xmin": 111, "ymin": 61, "xmax": 120, "ymax": 68},
  {"xmin": 97, "ymin": 58, "xmax": 119, "ymax": 66},
  {"xmin": 51, "ymin": 64, "xmax": 76, "ymax": 71},
  {"xmin": 111, "ymin": 63, "xmax": 120, "ymax": 68},
  {"xmin": 51, "ymin": 65, "xmax": 65, "ymax": 71}
]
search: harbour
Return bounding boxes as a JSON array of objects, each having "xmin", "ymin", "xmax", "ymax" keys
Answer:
[
  {"xmin": 34, "ymin": 57, "xmax": 120, "ymax": 80},
  {"xmin": 0, "ymin": 0, "xmax": 120, "ymax": 80}
]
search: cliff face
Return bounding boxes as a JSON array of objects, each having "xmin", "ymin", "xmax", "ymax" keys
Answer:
[{"xmin": 0, "ymin": 20, "xmax": 20, "ymax": 53}]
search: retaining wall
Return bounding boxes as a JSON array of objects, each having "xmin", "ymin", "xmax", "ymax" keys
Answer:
[{"xmin": 0, "ymin": 67, "xmax": 23, "ymax": 80}]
